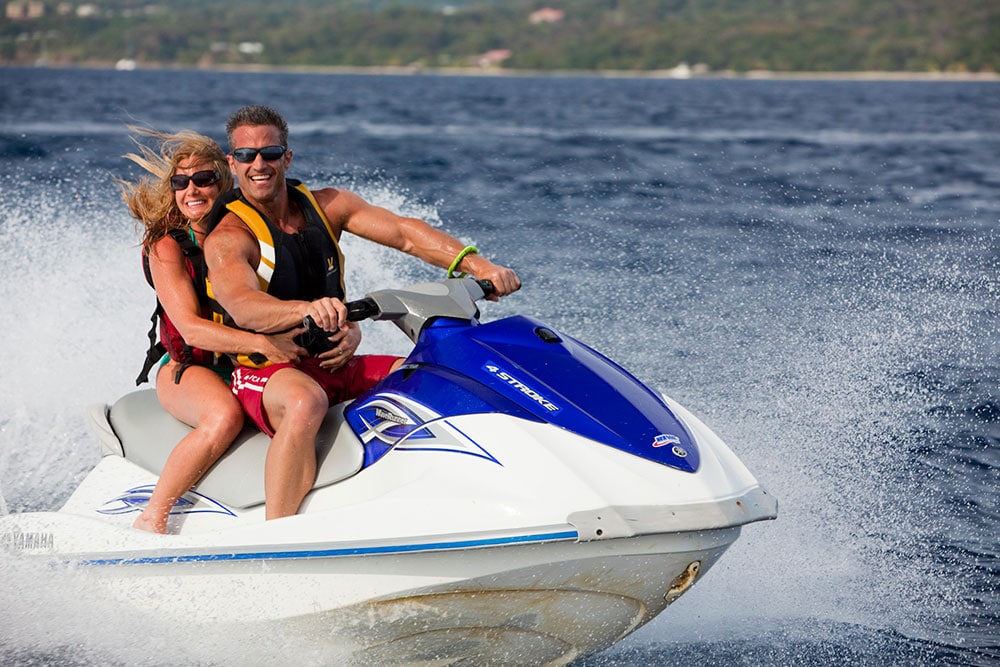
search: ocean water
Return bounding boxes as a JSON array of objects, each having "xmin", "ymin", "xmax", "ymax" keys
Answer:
[{"xmin": 0, "ymin": 67, "xmax": 997, "ymax": 666}]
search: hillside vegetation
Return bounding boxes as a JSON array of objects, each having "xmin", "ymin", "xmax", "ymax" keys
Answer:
[{"xmin": 2, "ymin": 0, "xmax": 996, "ymax": 73}]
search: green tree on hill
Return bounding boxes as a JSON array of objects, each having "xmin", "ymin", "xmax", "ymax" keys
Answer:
[{"xmin": 1, "ymin": 0, "xmax": 996, "ymax": 73}]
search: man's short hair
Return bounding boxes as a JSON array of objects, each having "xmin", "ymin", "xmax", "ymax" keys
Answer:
[{"xmin": 225, "ymin": 105, "xmax": 289, "ymax": 149}]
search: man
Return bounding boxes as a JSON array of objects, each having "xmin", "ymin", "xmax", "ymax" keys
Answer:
[{"xmin": 204, "ymin": 105, "xmax": 520, "ymax": 521}]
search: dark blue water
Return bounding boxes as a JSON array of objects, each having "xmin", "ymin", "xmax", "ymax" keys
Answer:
[{"xmin": 1, "ymin": 67, "xmax": 997, "ymax": 666}]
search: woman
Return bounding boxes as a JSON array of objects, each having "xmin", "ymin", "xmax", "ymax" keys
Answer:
[{"xmin": 118, "ymin": 128, "xmax": 356, "ymax": 533}]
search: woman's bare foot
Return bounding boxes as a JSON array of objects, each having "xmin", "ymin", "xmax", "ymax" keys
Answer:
[{"xmin": 133, "ymin": 511, "xmax": 167, "ymax": 534}]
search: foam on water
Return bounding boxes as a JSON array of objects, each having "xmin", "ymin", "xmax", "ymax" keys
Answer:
[
  {"xmin": 529, "ymin": 194, "xmax": 995, "ymax": 660},
  {"xmin": 0, "ymin": 172, "xmax": 435, "ymax": 665},
  {"xmin": 607, "ymin": 221, "xmax": 996, "ymax": 660}
]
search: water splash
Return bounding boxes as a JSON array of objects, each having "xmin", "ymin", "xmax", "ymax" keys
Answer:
[{"xmin": 0, "ymin": 167, "xmax": 448, "ymax": 664}]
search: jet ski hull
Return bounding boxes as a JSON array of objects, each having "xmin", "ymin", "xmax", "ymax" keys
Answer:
[
  {"xmin": 0, "ymin": 280, "xmax": 776, "ymax": 664},
  {"xmin": 4, "ymin": 506, "xmax": 739, "ymax": 664}
]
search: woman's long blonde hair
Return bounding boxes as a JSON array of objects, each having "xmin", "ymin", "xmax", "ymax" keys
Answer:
[{"xmin": 118, "ymin": 126, "xmax": 233, "ymax": 250}]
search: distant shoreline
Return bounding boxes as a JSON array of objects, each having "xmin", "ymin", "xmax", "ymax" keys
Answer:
[
  {"xmin": 218, "ymin": 65, "xmax": 1000, "ymax": 82},
  {"xmin": 11, "ymin": 61, "xmax": 1000, "ymax": 82}
]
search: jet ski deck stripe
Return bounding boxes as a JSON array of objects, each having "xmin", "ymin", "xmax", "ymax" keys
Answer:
[{"xmin": 73, "ymin": 529, "xmax": 579, "ymax": 567}]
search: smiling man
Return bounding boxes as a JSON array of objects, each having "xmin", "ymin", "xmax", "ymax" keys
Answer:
[{"xmin": 204, "ymin": 105, "xmax": 520, "ymax": 521}]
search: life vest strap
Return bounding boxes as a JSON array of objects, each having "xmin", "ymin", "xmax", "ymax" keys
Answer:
[{"xmin": 135, "ymin": 306, "xmax": 165, "ymax": 386}]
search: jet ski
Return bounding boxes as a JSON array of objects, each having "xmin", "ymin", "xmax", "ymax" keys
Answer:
[{"xmin": 0, "ymin": 278, "xmax": 777, "ymax": 665}]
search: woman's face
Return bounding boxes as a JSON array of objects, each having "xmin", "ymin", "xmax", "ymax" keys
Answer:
[{"xmin": 172, "ymin": 156, "xmax": 222, "ymax": 220}]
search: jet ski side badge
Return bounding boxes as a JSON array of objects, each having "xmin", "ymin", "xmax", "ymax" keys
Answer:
[
  {"xmin": 348, "ymin": 392, "xmax": 501, "ymax": 466},
  {"xmin": 482, "ymin": 362, "xmax": 560, "ymax": 413},
  {"xmin": 352, "ymin": 396, "xmax": 435, "ymax": 446}
]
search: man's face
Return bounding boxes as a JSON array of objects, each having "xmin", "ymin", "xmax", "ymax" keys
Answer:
[{"xmin": 227, "ymin": 124, "xmax": 292, "ymax": 204}]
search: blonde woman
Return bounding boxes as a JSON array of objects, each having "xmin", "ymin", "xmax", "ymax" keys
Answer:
[{"xmin": 119, "ymin": 128, "xmax": 308, "ymax": 533}]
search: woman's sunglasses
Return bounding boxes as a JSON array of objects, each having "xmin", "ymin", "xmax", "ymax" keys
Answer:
[
  {"xmin": 231, "ymin": 145, "xmax": 287, "ymax": 164},
  {"xmin": 170, "ymin": 169, "xmax": 221, "ymax": 191}
]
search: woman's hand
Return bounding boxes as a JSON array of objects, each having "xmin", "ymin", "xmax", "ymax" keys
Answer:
[
  {"xmin": 259, "ymin": 329, "xmax": 306, "ymax": 364},
  {"xmin": 317, "ymin": 321, "xmax": 362, "ymax": 371}
]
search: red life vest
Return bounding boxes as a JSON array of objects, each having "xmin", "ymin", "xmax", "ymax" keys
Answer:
[{"xmin": 135, "ymin": 227, "xmax": 231, "ymax": 385}]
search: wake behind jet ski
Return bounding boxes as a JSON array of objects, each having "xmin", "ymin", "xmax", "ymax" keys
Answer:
[{"xmin": 0, "ymin": 278, "xmax": 777, "ymax": 665}]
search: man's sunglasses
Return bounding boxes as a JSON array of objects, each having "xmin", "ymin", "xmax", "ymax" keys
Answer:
[
  {"xmin": 170, "ymin": 169, "xmax": 221, "ymax": 191},
  {"xmin": 231, "ymin": 145, "xmax": 287, "ymax": 164}
]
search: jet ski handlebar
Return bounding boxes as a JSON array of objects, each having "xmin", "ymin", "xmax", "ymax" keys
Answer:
[
  {"xmin": 302, "ymin": 278, "xmax": 495, "ymax": 351},
  {"xmin": 345, "ymin": 297, "xmax": 380, "ymax": 322},
  {"xmin": 346, "ymin": 279, "xmax": 494, "ymax": 322}
]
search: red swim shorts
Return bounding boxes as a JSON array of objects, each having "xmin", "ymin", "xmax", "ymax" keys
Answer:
[{"xmin": 230, "ymin": 354, "xmax": 398, "ymax": 436}]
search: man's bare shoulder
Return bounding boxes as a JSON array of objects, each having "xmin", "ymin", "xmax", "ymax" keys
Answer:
[
  {"xmin": 205, "ymin": 212, "xmax": 258, "ymax": 254},
  {"xmin": 313, "ymin": 186, "xmax": 366, "ymax": 227},
  {"xmin": 211, "ymin": 211, "xmax": 254, "ymax": 235},
  {"xmin": 312, "ymin": 185, "xmax": 347, "ymax": 208}
]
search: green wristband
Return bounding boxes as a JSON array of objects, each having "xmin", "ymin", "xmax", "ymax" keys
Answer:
[{"xmin": 447, "ymin": 245, "xmax": 479, "ymax": 278}]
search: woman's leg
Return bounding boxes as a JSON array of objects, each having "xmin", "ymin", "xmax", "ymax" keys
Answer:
[{"xmin": 133, "ymin": 362, "xmax": 244, "ymax": 534}]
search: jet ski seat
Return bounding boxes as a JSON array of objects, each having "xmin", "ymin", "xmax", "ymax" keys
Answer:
[{"xmin": 88, "ymin": 389, "xmax": 364, "ymax": 509}]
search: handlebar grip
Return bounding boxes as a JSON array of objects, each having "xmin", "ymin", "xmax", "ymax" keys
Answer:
[
  {"xmin": 477, "ymin": 279, "xmax": 495, "ymax": 297},
  {"xmin": 347, "ymin": 297, "xmax": 380, "ymax": 322}
]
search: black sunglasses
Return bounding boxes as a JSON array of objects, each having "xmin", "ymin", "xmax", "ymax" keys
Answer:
[
  {"xmin": 231, "ymin": 145, "xmax": 287, "ymax": 164},
  {"xmin": 170, "ymin": 169, "xmax": 220, "ymax": 191}
]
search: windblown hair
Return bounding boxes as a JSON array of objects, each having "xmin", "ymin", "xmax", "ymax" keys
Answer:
[
  {"xmin": 117, "ymin": 126, "xmax": 233, "ymax": 251},
  {"xmin": 225, "ymin": 105, "xmax": 289, "ymax": 149}
]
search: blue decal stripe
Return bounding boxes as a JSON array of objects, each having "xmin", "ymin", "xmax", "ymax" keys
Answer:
[
  {"xmin": 445, "ymin": 419, "xmax": 502, "ymax": 465},
  {"xmin": 74, "ymin": 529, "xmax": 579, "ymax": 567}
]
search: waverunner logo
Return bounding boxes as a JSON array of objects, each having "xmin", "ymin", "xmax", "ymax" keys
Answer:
[
  {"xmin": 483, "ymin": 363, "xmax": 560, "ymax": 413},
  {"xmin": 354, "ymin": 397, "xmax": 433, "ymax": 445}
]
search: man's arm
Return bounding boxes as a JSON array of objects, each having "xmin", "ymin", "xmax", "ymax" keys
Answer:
[
  {"xmin": 317, "ymin": 188, "xmax": 521, "ymax": 296},
  {"xmin": 205, "ymin": 213, "xmax": 348, "ymax": 333},
  {"xmin": 149, "ymin": 234, "xmax": 299, "ymax": 362}
]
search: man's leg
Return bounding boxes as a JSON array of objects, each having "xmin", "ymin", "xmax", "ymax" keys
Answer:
[{"xmin": 258, "ymin": 367, "xmax": 329, "ymax": 520}]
